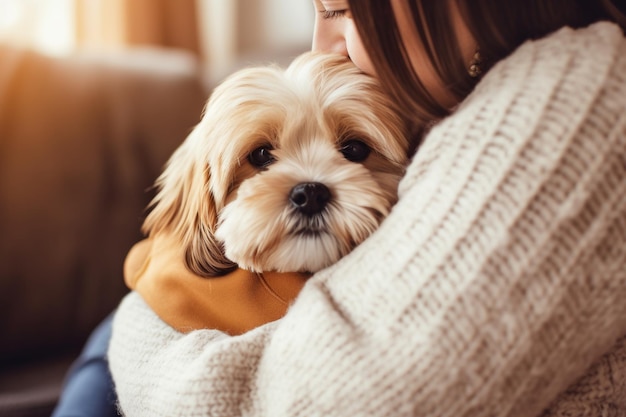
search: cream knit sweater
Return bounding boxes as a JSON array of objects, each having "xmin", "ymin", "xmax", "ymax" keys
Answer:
[{"xmin": 109, "ymin": 22, "xmax": 626, "ymax": 417}]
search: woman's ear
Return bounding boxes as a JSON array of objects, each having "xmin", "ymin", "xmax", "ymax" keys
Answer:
[{"xmin": 142, "ymin": 128, "xmax": 237, "ymax": 277}]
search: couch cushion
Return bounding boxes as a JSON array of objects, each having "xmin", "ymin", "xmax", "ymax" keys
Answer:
[{"xmin": 0, "ymin": 44, "xmax": 208, "ymax": 365}]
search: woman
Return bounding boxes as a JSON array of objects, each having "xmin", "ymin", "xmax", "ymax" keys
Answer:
[{"xmin": 65, "ymin": 0, "xmax": 626, "ymax": 415}]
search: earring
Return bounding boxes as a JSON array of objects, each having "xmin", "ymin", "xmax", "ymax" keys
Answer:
[{"xmin": 468, "ymin": 51, "xmax": 483, "ymax": 78}]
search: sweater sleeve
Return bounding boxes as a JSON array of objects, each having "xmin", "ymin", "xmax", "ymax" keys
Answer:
[{"xmin": 109, "ymin": 22, "xmax": 626, "ymax": 417}]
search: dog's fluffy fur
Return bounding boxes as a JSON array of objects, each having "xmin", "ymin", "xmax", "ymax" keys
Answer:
[{"xmin": 143, "ymin": 52, "xmax": 410, "ymax": 276}]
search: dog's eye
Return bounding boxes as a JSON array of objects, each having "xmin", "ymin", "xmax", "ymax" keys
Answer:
[
  {"xmin": 248, "ymin": 146, "xmax": 275, "ymax": 168},
  {"xmin": 340, "ymin": 140, "xmax": 371, "ymax": 163}
]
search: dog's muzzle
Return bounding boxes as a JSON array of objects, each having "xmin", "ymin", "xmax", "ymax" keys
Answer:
[{"xmin": 289, "ymin": 182, "xmax": 331, "ymax": 217}]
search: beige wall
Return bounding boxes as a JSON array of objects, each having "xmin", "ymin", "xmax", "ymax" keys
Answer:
[{"xmin": 198, "ymin": 0, "xmax": 313, "ymax": 82}]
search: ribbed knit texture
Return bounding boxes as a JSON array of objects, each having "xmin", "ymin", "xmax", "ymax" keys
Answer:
[{"xmin": 109, "ymin": 22, "xmax": 626, "ymax": 417}]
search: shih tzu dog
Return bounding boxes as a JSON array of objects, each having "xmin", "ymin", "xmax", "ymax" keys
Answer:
[{"xmin": 142, "ymin": 52, "xmax": 410, "ymax": 277}]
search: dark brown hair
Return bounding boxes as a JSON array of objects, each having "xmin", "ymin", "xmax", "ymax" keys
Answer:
[{"xmin": 349, "ymin": 0, "xmax": 626, "ymax": 132}]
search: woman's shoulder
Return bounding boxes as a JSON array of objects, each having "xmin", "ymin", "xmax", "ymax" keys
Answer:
[
  {"xmin": 545, "ymin": 21, "xmax": 624, "ymax": 46},
  {"xmin": 403, "ymin": 22, "xmax": 625, "ymax": 198},
  {"xmin": 455, "ymin": 21, "xmax": 625, "ymax": 119},
  {"xmin": 499, "ymin": 21, "xmax": 624, "ymax": 83},
  {"xmin": 530, "ymin": 21, "xmax": 624, "ymax": 68}
]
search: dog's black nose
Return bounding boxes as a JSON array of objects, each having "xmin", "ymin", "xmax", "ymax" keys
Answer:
[{"xmin": 289, "ymin": 182, "xmax": 331, "ymax": 216}]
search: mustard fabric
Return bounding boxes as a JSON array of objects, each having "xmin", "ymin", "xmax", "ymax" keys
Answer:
[{"xmin": 124, "ymin": 235, "xmax": 310, "ymax": 334}]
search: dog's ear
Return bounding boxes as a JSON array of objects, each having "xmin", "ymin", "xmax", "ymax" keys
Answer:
[
  {"xmin": 183, "ymin": 163, "xmax": 237, "ymax": 276},
  {"xmin": 184, "ymin": 222, "xmax": 237, "ymax": 277},
  {"xmin": 142, "ymin": 128, "xmax": 237, "ymax": 277}
]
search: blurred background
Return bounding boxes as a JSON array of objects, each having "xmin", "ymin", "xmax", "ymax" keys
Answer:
[
  {"xmin": 0, "ymin": 1, "xmax": 313, "ymax": 416},
  {"xmin": 0, "ymin": 0, "xmax": 314, "ymax": 82}
]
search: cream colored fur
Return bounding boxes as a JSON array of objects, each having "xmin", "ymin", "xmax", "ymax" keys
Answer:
[{"xmin": 142, "ymin": 52, "xmax": 409, "ymax": 275}]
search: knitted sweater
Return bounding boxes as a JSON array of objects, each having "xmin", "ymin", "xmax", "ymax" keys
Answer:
[{"xmin": 109, "ymin": 22, "xmax": 626, "ymax": 417}]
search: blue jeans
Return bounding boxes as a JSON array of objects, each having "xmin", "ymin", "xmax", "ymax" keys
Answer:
[{"xmin": 52, "ymin": 313, "xmax": 118, "ymax": 417}]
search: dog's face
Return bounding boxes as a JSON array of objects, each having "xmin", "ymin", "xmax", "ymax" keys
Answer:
[{"xmin": 143, "ymin": 52, "xmax": 410, "ymax": 276}]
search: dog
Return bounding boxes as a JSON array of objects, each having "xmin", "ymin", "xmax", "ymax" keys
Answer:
[{"xmin": 142, "ymin": 52, "xmax": 410, "ymax": 277}]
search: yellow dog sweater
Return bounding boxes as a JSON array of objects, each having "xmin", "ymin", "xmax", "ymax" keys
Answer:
[{"xmin": 124, "ymin": 234, "xmax": 309, "ymax": 334}]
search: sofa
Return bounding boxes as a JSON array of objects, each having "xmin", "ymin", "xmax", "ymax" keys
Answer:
[{"xmin": 0, "ymin": 43, "xmax": 209, "ymax": 417}]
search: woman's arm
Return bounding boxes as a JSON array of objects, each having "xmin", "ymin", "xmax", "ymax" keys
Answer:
[{"xmin": 109, "ymin": 22, "xmax": 626, "ymax": 417}]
